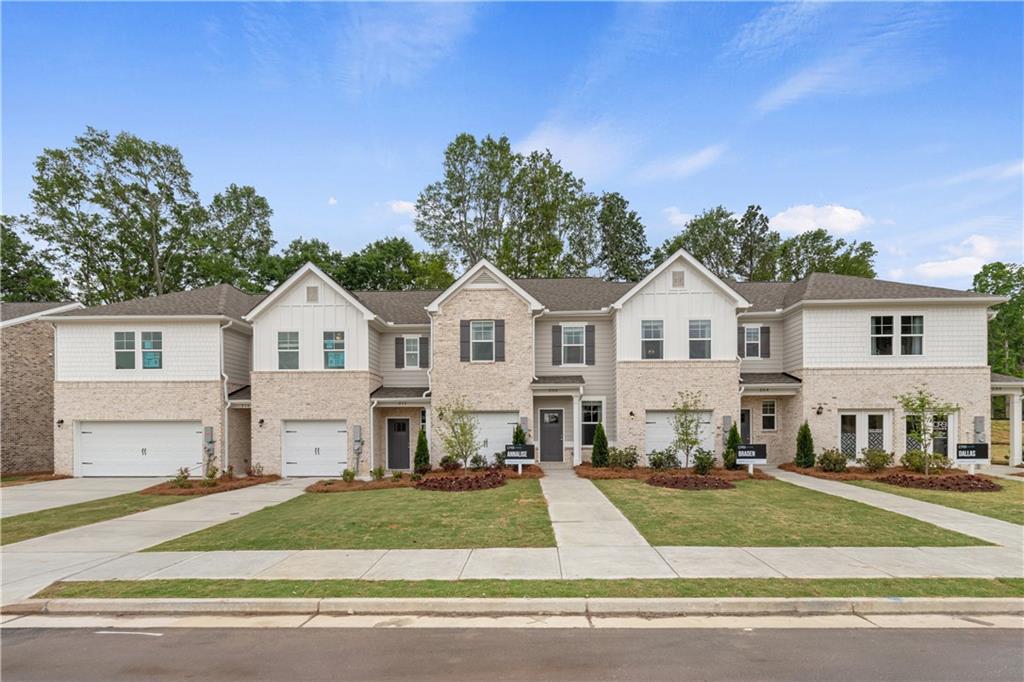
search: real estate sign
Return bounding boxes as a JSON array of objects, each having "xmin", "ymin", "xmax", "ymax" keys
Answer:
[
  {"xmin": 736, "ymin": 444, "xmax": 767, "ymax": 464},
  {"xmin": 955, "ymin": 443, "xmax": 989, "ymax": 462}
]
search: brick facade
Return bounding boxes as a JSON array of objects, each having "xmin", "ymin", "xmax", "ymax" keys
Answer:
[
  {"xmin": 1, "ymin": 320, "xmax": 57, "ymax": 474},
  {"xmin": 373, "ymin": 405, "xmax": 425, "ymax": 471},
  {"xmin": 740, "ymin": 394, "xmax": 802, "ymax": 465},
  {"xmin": 226, "ymin": 407, "xmax": 252, "ymax": 474}
]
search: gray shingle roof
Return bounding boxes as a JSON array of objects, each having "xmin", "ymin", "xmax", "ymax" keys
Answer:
[
  {"xmin": 532, "ymin": 375, "xmax": 585, "ymax": 385},
  {"xmin": 992, "ymin": 372, "xmax": 1024, "ymax": 385},
  {"xmin": 352, "ymin": 290, "xmax": 439, "ymax": 324},
  {"xmin": 515, "ymin": 279, "xmax": 635, "ymax": 311},
  {"xmin": 1, "ymin": 301, "xmax": 78, "ymax": 322},
  {"xmin": 740, "ymin": 372, "xmax": 802, "ymax": 385},
  {"xmin": 228, "ymin": 385, "xmax": 251, "ymax": 400},
  {"xmin": 49, "ymin": 285, "xmax": 265, "ymax": 323},
  {"xmin": 371, "ymin": 386, "xmax": 430, "ymax": 399}
]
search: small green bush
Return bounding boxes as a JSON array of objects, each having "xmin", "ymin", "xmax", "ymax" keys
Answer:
[
  {"xmin": 693, "ymin": 448, "xmax": 715, "ymax": 475},
  {"xmin": 341, "ymin": 468, "xmax": 356, "ymax": 483},
  {"xmin": 817, "ymin": 448, "xmax": 849, "ymax": 473},
  {"xmin": 591, "ymin": 422, "xmax": 609, "ymax": 468},
  {"xmin": 414, "ymin": 429, "xmax": 430, "ymax": 474},
  {"xmin": 724, "ymin": 423, "xmax": 741, "ymax": 470},
  {"xmin": 648, "ymin": 449, "xmax": 681, "ymax": 470},
  {"xmin": 391, "ymin": 471, "xmax": 404, "ymax": 481},
  {"xmin": 172, "ymin": 467, "xmax": 191, "ymax": 489},
  {"xmin": 410, "ymin": 473, "xmax": 422, "ymax": 482},
  {"xmin": 512, "ymin": 423, "xmax": 527, "ymax": 446},
  {"xmin": 439, "ymin": 454, "xmax": 462, "ymax": 471},
  {"xmin": 494, "ymin": 450, "xmax": 507, "ymax": 467},
  {"xmin": 861, "ymin": 449, "xmax": 894, "ymax": 472},
  {"xmin": 608, "ymin": 446, "xmax": 639, "ymax": 469},
  {"xmin": 795, "ymin": 421, "xmax": 815, "ymax": 468},
  {"xmin": 470, "ymin": 453, "xmax": 487, "ymax": 470},
  {"xmin": 900, "ymin": 450, "xmax": 948, "ymax": 474},
  {"xmin": 370, "ymin": 466, "xmax": 385, "ymax": 481}
]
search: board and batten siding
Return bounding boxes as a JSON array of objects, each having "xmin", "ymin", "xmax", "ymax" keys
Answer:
[
  {"xmin": 782, "ymin": 312, "xmax": 804, "ymax": 374},
  {"xmin": 251, "ymin": 271, "xmax": 370, "ymax": 371},
  {"xmin": 738, "ymin": 319, "xmax": 784, "ymax": 373},
  {"xmin": 801, "ymin": 305, "xmax": 989, "ymax": 368},
  {"xmin": 222, "ymin": 327, "xmax": 252, "ymax": 388},
  {"xmin": 536, "ymin": 316, "xmax": 617, "ymax": 442},
  {"xmin": 615, "ymin": 261, "xmax": 739, "ymax": 361},
  {"xmin": 377, "ymin": 331, "xmax": 430, "ymax": 387},
  {"xmin": 55, "ymin": 321, "xmax": 222, "ymax": 381}
]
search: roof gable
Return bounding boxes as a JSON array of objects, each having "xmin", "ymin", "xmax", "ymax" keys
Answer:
[
  {"xmin": 426, "ymin": 260, "xmax": 544, "ymax": 313},
  {"xmin": 244, "ymin": 262, "xmax": 376, "ymax": 321},
  {"xmin": 612, "ymin": 248, "xmax": 750, "ymax": 309}
]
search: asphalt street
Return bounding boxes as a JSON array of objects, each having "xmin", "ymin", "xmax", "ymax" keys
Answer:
[{"xmin": 3, "ymin": 626, "xmax": 1023, "ymax": 681}]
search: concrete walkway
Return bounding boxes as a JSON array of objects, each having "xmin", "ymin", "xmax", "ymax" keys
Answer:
[
  {"xmin": 982, "ymin": 464, "xmax": 1024, "ymax": 482},
  {"xmin": 1, "ymin": 479, "xmax": 307, "ymax": 605},
  {"xmin": 770, "ymin": 468, "xmax": 1024, "ymax": 549},
  {"xmin": 1, "ymin": 478, "xmax": 158, "ymax": 518}
]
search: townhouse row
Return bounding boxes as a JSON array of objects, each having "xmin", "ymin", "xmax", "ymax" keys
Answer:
[{"xmin": 37, "ymin": 248, "xmax": 1024, "ymax": 478}]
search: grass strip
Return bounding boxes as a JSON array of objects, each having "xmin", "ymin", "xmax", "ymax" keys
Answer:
[
  {"xmin": 35, "ymin": 578, "xmax": 1024, "ymax": 600},
  {"xmin": 851, "ymin": 479, "xmax": 1024, "ymax": 526},
  {"xmin": 2, "ymin": 493, "xmax": 187, "ymax": 545}
]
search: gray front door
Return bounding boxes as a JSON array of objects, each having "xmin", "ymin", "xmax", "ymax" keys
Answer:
[
  {"xmin": 740, "ymin": 409, "xmax": 751, "ymax": 444},
  {"xmin": 539, "ymin": 410, "xmax": 563, "ymax": 462},
  {"xmin": 387, "ymin": 419, "xmax": 410, "ymax": 470}
]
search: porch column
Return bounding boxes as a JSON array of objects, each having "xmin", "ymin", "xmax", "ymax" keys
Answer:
[
  {"xmin": 1011, "ymin": 392, "xmax": 1023, "ymax": 467},
  {"xmin": 572, "ymin": 393, "xmax": 582, "ymax": 466}
]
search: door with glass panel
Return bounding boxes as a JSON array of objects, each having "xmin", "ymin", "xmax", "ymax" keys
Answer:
[{"xmin": 839, "ymin": 412, "xmax": 891, "ymax": 457}]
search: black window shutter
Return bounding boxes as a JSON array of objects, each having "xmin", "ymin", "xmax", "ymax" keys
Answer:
[
  {"xmin": 737, "ymin": 327, "xmax": 745, "ymax": 358},
  {"xmin": 551, "ymin": 325, "xmax": 562, "ymax": 366},
  {"xmin": 760, "ymin": 326, "xmax": 771, "ymax": 358},
  {"xmin": 460, "ymin": 321, "xmax": 470, "ymax": 362},
  {"xmin": 585, "ymin": 325, "xmax": 596, "ymax": 365},
  {"xmin": 394, "ymin": 337, "xmax": 404, "ymax": 368},
  {"xmin": 419, "ymin": 337, "xmax": 429, "ymax": 368},
  {"xmin": 494, "ymin": 319, "xmax": 505, "ymax": 361}
]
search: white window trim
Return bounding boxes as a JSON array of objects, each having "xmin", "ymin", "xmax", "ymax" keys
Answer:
[
  {"xmin": 838, "ymin": 410, "xmax": 894, "ymax": 457},
  {"xmin": 403, "ymin": 336, "xmax": 420, "ymax": 369},
  {"xmin": 688, "ymin": 319, "xmax": 712, "ymax": 360},
  {"xmin": 322, "ymin": 331, "xmax": 345, "ymax": 370},
  {"xmin": 899, "ymin": 314, "xmax": 924, "ymax": 356},
  {"xmin": 870, "ymin": 315, "xmax": 894, "ymax": 357},
  {"xmin": 278, "ymin": 331, "xmax": 300, "ymax": 370},
  {"xmin": 581, "ymin": 396, "xmax": 605, "ymax": 447},
  {"xmin": 470, "ymin": 320, "xmax": 495, "ymax": 363},
  {"xmin": 641, "ymin": 320, "xmax": 664, "ymax": 360},
  {"xmin": 744, "ymin": 325, "xmax": 760, "ymax": 358},
  {"xmin": 761, "ymin": 400, "xmax": 777, "ymax": 432},
  {"xmin": 562, "ymin": 323, "xmax": 586, "ymax": 366},
  {"xmin": 113, "ymin": 331, "xmax": 136, "ymax": 370},
  {"xmin": 140, "ymin": 331, "xmax": 163, "ymax": 370}
]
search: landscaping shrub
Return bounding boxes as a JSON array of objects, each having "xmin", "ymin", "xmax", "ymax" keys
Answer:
[
  {"xmin": 861, "ymin": 448, "xmax": 894, "ymax": 472},
  {"xmin": 692, "ymin": 448, "xmax": 715, "ymax": 475},
  {"xmin": 341, "ymin": 468, "xmax": 356, "ymax": 483},
  {"xmin": 878, "ymin": 473, "xmax": 1002, "ymax": 492},
  {"xmin": 512, "ymin": 423, "xmax": 527, "ymax": 446},
  {"xmin": 900, "ymin": 450, "xmax": 949, "ymax": 474},
  {"xmin": 494, "ymin": 450, "xmax": 507, "ymax": 467},
  {"xmin": 795, "ymin": 421, "xmax": 815, "ymax": 468},
  {"xmin": 410, "ymin": 473, "xmax": 422, "ymax": 482},
  {"xmin": 392, "ymin": 471, "xmax": 404, "ymax": 481},
  {"xmin": 414, "ymin": 429, "xmax": 430, "ymax": 474},
  {"xmin": 591, "ymin": 422, "xmax": 609, "ymax": 468},
  {"xmin": 817, "ymin": 448, "xmax": 849, "ymax": 473},
  {"xmin": 439, "ymin": 454, "xmax": 462, "ymax": 471},
  {"xmin": 370, "ymin": 466, "xmax": 385, "ymax": 481},
  {"xmin": 201, "ymin": 465, "xmax": 218, "ymax": 487},
  {"xmin": 647, "ymin": 449, "xmax": 681, "ymax": 471},
  {"xmin": 470, "ymin": 453, "xmax": 487, "ymax": 470},
  {"xmin": 172, "ymin": 467, "xmax": 191, "ymax": 489},
  {"xmin": 607, "ymin": 446, "xmax": 639, "ymax": 469},
  {"xmin": 724, "ymin": 423, "xmax": 741, "ymax": 470}
]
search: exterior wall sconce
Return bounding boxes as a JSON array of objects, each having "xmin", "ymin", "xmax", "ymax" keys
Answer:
[
  {"xmin": 628, "ymin": 411, "xmax": 635, "ymax": 418},
  {"xmin": 56, "ymin": 419, "xmax": 64, "ymax": 428},
  {"xmin": 258, "ymin": 419, "xmax": 265, "ymax": 428},
  {"xmin": 815, "ymin": 405, "xmax": 824, "ymax": 416}
]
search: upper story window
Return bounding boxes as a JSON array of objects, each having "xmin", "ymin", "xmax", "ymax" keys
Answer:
[
  {"xmin": 744, "ymin": 327, "xmax": 760, "ymax": 358},
  {"xmin": 323, "ymin": 331, "xmax": 345, "ymax": 369},
  {"xmin": 870, "ymin": 316, "xmax": 893, "ymax": 356},
  {"xmin": 114, "ymin": 331, "xmax": 135, "ymax": 369},
  {"xmin": 470, "ymin": 320, "xmax": 494, "ymax": 362},
  {"xmin": 278, "ymin": 331, "xmax": 299, "ymax": 370},
  {"xmin": 404, "ymin": 336, "xmax": 419, "ymax": 368},
  {"xmin": 641, "ymin": 320, "xmax": 663, "ymax": 359},
  {"xmin": 901, "ymin": 315, "xmax": 923, "ymax": 355},
  {"xmin": 141, "ymin": 331, "xmax": 162, "ymax": 369},
  {"xmin": 305, "ymin": 286, "xmax": 319, "ymax": 303},
  {"xmin": 689, "ymin": 320, "xmax": 711, "ymax": 359},
  {"xmin": 761, "ymin": 400, "xmax": 776, "ymax": 431},
  {"xmin": 562, "ymin": 325, "xmax": 585, "ymax": 365},
  {"xmin": 582, "ymin": 400, "xmax": 602, "ymax": 446}
]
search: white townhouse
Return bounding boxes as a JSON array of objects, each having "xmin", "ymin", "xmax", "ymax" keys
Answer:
[{"xmin": 44, "ymin": 249, "xmax": 1024, "ymax": 477}]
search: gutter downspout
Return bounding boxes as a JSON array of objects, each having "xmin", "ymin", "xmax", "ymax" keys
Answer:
[
  {"xmin": 368, "ymin": 399, "xmax": 378, "ymax": 479},
  {"xmin": 219, "ymin": 320, "xmax": 233, "ymax": 474}
]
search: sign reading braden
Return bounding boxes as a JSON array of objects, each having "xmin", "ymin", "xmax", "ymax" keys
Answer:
[{"xmin": 736, "ymin": 444, "xmax": 767, "ymax": 464}]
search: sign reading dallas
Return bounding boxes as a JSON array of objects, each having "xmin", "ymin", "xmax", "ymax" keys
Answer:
[
  {"xmin": 735, "ymin": 444, "xmax": 767, "ymax": 464},
  {"xmin": 955, "ymin": 443, "xmax": 989, "ymax": 462}
]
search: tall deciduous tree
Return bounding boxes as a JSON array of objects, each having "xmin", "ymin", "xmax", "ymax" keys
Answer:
[
  {"xmin": 651, "ymin": 206, "xmax": 737, "ymax": 278},
  {"xmin": 773, "ymin": 228, "xmax": 877, "ymax": 281},
  {"xmin": 973, "ymin": 262, "xmax": 1024, "ymax": 377},
  {"xmin": 734, "ymin": 205, "xmax": 779, "ymax": 281},
  {"xmin": 1, "ymin": 216, "xmax": 69, "ymax": 302},
  {"xmin": 597, "ymin": 192, "xmax": 649, "ymax": 281},
  {"xmin": 189, "ymin": 184, "xmax": 275, "ymax": 292},
  {"xmin": 256, "ymin": 237, "xmax": 347, "ymax": 289},
  {"xmin": 337, "ymin": 237, "xmax": 454, "ymax": 291}
]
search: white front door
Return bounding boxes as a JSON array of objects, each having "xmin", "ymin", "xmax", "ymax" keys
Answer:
[
  {"xmin": 472, "ymin": 412, "xmax": 519, "ymax": 462},
  {"xmin": 645, "ymin": 410, "xmax": 713, "ymax": 453},
  {"xmin": 839, "ymin": 411, "xmax": 893, "ymax": 457},
  {"xmin": 283, "ymin": 420, "xmax": 348, "ymax": 477},
  {"xmin": 77, "ymin": 421, "xmax": 203, "ymax": 477}
]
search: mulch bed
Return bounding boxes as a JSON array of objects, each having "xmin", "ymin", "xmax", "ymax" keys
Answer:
[
  {"xmin": 307, "ymin": 465, "xmax": 544, "ymax": 493},
  {"xmin": 575, "ymin": 463, "xmax": 772, "ymax": 481},
  {"xmin": 778, "ymin": 462, "xmax": 972, "ymax": 481},
  {"xmin": 415, "ymin": 469, "xmax": 506, "ymax": 492},
  {"xmin": 646, "ymin": 473, "xmax": 735, "ymax": 490},
  {"xmin": 876, "ymin": 473, "xmax": 1003, "ymax": 492},
  {"xmin": 140, "ymin": 475, "xmax": 280, "ymax": 496},
  {"xmin": 0, "ymin": 473, "xmax": 71, "ymax": 488},
  {"xmin": 306, "ymin": 478, "xmax": 412, "ymax": 493}
]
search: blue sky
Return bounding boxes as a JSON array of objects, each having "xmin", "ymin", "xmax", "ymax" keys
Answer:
[{"xmin": 3, "ymin": 1, "xmax": 1022, "ymax": 289}]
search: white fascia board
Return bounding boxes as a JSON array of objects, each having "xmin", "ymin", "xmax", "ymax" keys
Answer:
[
  {"xmin": 425, "ymin": 259, "xmax": 545, "ymax": 313},
  {"xmin": 781, "ymin": 296, "xmax": 1007, "ymax": 315},
  {"xmin": 3, "ymin": 302, "xmax": 84, "ymax": 328},
  {"xmin": 244, "ymin": 262, "xmax": 377, "ymax": 322},
  {"xmin": 40, "ymin": 314, "xmax": 246, "ymax": 325},
  {"xmin": 611, "ymin": 248, "xmax": 751, "ymax": 309}
]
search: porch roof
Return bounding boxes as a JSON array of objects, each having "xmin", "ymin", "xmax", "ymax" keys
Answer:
[
  {"xmin": 371, "ymin": 386, "xmax": 430, "ymax": 400},
  {"xmin": 531, "ymin": 375, "xmax": 585, "ymax": 386},
  {"xmin": 740, "ymin": 372, "xmax": 802, "ymax": 385}
]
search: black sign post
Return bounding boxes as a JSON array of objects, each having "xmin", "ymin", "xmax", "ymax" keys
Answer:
[
  {"xmin": 736, "ymin": 444, "xmax": 767, "ymax": 474},
  {"xmin": 956, "ymin": 443, "xmax": 989, "ymax": 474},
  {"xmin": 504, "ymin": 444, "xmax": 535, "ymax": 474}
]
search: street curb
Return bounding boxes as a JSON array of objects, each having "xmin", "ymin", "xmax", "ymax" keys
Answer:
[{"xmin": 4, "ymin": 597, "xmax": 1022, "ymax": 617}]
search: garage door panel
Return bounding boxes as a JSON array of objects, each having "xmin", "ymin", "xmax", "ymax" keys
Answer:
[
  {"xmin": 644, "ymin": 411, "xmax": 713, "ymax": 455},
  {"xmin": 283, "ymin": 420, "xmax": 347, "ymax": 477},
  {"xmin": 472, "ymin": 412, "xmax": 518, "ymax": 462},
  {"xmin": 78, "ymin": 421, "xmax": 203, "ymax": 477}
]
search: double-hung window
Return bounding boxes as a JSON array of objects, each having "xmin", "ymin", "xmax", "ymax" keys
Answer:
[
  {"xmin": 562, "ymin": 325, "xmax": 585, "ymax": 365},
  {"xmin": 323, "ymin": 331, "xmax": 345, "ymax": 369},
  {"xmin": 141, "ymin": 331, "xmax": 162, "ymax": 369},
  {"xmin": 745, "ymin": 327, "xmax": 760, "ymax": 358},
  {"xmin": 761, "ymin": 400, "xmax": 776, "ymax": 431},
  {"xmin": 278, "ymin": 332, "xmax": 299, "ymax": 370},
  {"xmin": 901, "ymin": 315, "xmax": 923, "ymax": 355},
  {"xmin": 470, "ymin": 320, "xmax": 494, "ymax": 362},
  {"xmin": 114, "ymin": 332, "xmax": 135, "ymax": 369},
  {"xmin": 581, "ymin": 400, "xmax": 602, "ymax": 446},
  {"xmin": 641, "ymin": 320, "xmax": 663, "ymax": 359},
  {"xmin": 404, "ymin": 337, "xmax": 419, "ymax": 368},
  {"xmin": 689, "ymin": 320, "xmax": 711, "ymax": 359},
  {"xmin": 870, "ymin": 316, "xmax": 893, "ymax": 356}
]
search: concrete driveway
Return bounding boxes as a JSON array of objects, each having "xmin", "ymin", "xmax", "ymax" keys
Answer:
[{"xmin": 1, "ymin": 478, "xmax": 159, "ymax": 518}]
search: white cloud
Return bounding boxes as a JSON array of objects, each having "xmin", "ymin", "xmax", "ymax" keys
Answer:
[
  {"xmin": 516, "ymin": 121, "xmax": 640, "ymax": 181},
  {"xmin": 727, "ymin": 2, "xmax": 827, "ymax": 60},
  {"xmin": 327, "ymin": 197, "xmax": 338, "ymax": 206},
  {"xmin": 387, "ymin": 200, "xmax": 416, "ymax": 217},
  {"xmin": 637, "ymin": 144, "xmax": 726, "ymax": 181},
  {"xmin": 770, "ymin": 204, "xmax": 872, "ymax": 235},
  {"xmin": 936, "ymin": 160, "xmax": 1024, "ymax": 187},
  {"xmin": 662, "ymin": 207, "xmax": 692, "ymax": 228},
  {"xmin": 912, "ymin": 233, "xmax": 1009, "ymax": 280}
]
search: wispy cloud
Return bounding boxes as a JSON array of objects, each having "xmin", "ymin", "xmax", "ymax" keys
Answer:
[
  {"xmin": 727, "ymin": 2, "xmax": 827, "ymax": 60},
  {"xmin": 771, "ymin": 204, "xmax": 872, "ymax": 235},
  {"xmin": 517, "ymin": 120, "xmax": 640, "ymax": 182},
  {"xmin": 327, "ymin": 196, "xmax": 338, "ymax": 206},
  {"xmin": 912, "ymin": 233, "xmax": 1015, "ymax": 280},
  {"xmin": 637, "ymin": 144, "xmax": 727, "ymax": 181},
  {"xmin": 935, "ymin": 159, "xmax": 1023, "ymax": 187},
  {"xmin": 662, "ymin": 207, "xmax": 692, "ymax": 228},
  {"xmin": 387, "ymin": 200, "xmax": 416, "ymax": 217}
]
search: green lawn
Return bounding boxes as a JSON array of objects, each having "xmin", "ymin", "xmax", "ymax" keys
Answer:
[
  {"xmin": 2, "ymin": 493, "xmax": 187, "ymax": 545},
  {"xmin": 593, "ymin": 479, "xmax": 987, "ymax": 547},
  {"xmin": 149, "ymin": 480, "xmax": 555, "ymax": 551},
  {"xmin": 35, "ymin": 577, "xmax": 1024, "ymax": 600},
  {"xmin": 851, "ymin": 478, "xmax": 1024, "ymax": 526}
]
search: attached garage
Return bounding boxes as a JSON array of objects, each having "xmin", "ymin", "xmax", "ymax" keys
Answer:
[
  {"xmin": 644, "ymin": 410, "xmax": 713, "ymax": 455},
  {"xmin": 283, "ymin": 420, "xmax": 347, "ymax": 477},
  {"xmin": 77, "ymin": 421, "xmax": 204, "ymax": 477},
  {"xmin": 472, "ymin": 412, "xmax": 519, "ymax": 462}
]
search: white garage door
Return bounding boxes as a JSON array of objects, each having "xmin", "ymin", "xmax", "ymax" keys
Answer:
[
  {"xmin": 77, "ymin": 421, "xmax": 203, "ymax": 477},
  {"xmin": 472, "ymin": 412, "xmax": 519, "ymax": 462},
  {"xmin": 283, "ymin": 420, "xmax": 347, "ymax": 477},
  {"xmin": 645, "ymin": 411, "xmax": 714, "ymax": 454}
]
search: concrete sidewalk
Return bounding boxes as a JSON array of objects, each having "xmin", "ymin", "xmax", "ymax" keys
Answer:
[
  {"xmin": 1, "ymin": 478, "xmax": 158, "ymax": 518},
  {"xmin": 1, "ymin": 479, "xmax": 307, "ymax": 605}
]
